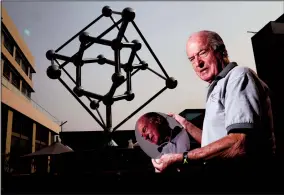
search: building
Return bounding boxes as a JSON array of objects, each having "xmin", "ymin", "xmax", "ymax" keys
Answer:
[
  {"xmin": 1, "ymin": 7, "xmax": 61, "ymax": 174},
  {"xmin": 251, "ymin": 13, "xmax": 284, "ymax": 168}
]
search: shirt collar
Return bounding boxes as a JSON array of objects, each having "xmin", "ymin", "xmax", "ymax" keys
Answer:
[
  {"xmin": 206, "ymin": 62, "xmax": 238, "ymax": 101},
  {"xmin": 215, "ymin": 62, "xmax": 238, "ymax": 81}
]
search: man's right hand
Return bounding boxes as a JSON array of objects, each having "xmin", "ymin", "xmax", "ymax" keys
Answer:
[{"xmin": 168, "ymin": 113, "xmax": 187, "ymax": 128}]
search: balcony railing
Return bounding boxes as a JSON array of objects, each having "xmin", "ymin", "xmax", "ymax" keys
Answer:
[{"xmin": 1, "ymin": 76, "xmax": 60, "ymax": 124}]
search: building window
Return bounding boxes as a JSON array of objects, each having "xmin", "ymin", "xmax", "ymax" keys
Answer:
[
  {"xmin": 21, "ymin": 82, "xmax": 28, "ymax": 97},
  {"xmin": 1, "ymin": 105, "xmax": 8, "ymax": 154},
  {"xmin": 27, "ymin": 90, "xmax": 31, "ymax": 98},
  {"xmin": 3, "ymin": 59, "xmax": 11, "ymax": 80},
  {"xmin": 12, "ymin": 111, "xmax": 33, "ymax": 137},
  {"xmin": 36, "ymin": 125, "xmax": 49, "ymax": 145},
  {"xmin": 11, "ymin": 71, "xmax": 20, "ymax": 90},
  {"xmin": 29, "ymin": 72, "xmax": 32, "ymax": 80},
  {"xmin": 2, "ymin": 31, "xmax": 14, "ymax": 56},
  {"xmin": 9, "ymin": 111, "xmax": 34, "ymax": 174},
  {"xmin": 12, "ymin": 111, "xmax": 22, "ymax": 135},
  {"xmin": 10, "ymin": 135, "xmax": 32, "ymax": 174},
  {"xmin": 21, "ymin": 61, "xmax": 29, "ymax": 76},
  {"xmin": 21, "ymin": 82, "xmax": 32, "ymax": 99},
  {"xmin": 15, "ymin": 49, "xmax": 22, "ymax": 65}
]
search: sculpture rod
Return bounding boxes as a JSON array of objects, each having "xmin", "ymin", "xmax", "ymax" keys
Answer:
[
  {"xmin": 112, "ymin": 11, "xmax": 122, "ymax": 15},
  {"xmin": 131, "ymin": 20, "xmax": 170, "ymax": 79},
  {"xmin": 82, "ymin": 58, "xmax": 99, "ymax": 64},
  {"xmin": 59, "ymin": 18, "xmax": 123, "ymax": 69},
  {"xmin": 147, "ymin": 67, "xmax": 167, "ymax": 80},
  {"xmin": 53, "ymin": 53, "xmax": 72, "ymax": 62},
  {"xmin": 55, "ymin": 59, "xmax": 76, "ymax": 84},
  {"xmin": 126, "ymin": 71, "xmax": 131, "ymax": 92},
  {"xmin": 114, "ymin": 49, "xmax": 121, "ymax": 74},
  {"xmin": 54, "ymin": 59, "xmax": 106, "ymax": 127},
  {"xmin": 121, "ymin": 42, "xmax": 135, "ymax": 49},
  {"xmin": 105, "ymin": 58, "xmax": 123, "ymax": 67},
  {"xmin": 112, "ymin": 94, "xmax": 129, "ymax": 101},
  {"xmin": 126, "ymin": 50, "xmax": 136, "ymax": 92},
  {"xmin": 58, "ymin": 78, "xmax": 106, "ymax": 130},
  {"xmin": 81, "ymin": 89, "xmax": 104, "ymax": 100},
  {"xmin": 97, "ymin": 18, "xmax": 123, "ymax": 39},
  {"xmin": 116, "ymin": 21, "xmax": 129, "ymax": 43},
  {"xmin": 97, "ymin": 68, "xmax": 141, "ymax": 104},
  {"xmin": 55, "ymin": 14, "xmax": 104, "ymax": 53},
  {"xmin": 111, "ymin": 86, "xmax": 167, "ymax": 133},
  {"xmin": 95, "ymin": 108, "xmax": 106, "ymax": 128},
  {"xmin": 85, "ymin": 37, "xmax": 112, "ymax": 47},
  {"xmin": 107, "ymin": 83, "xmax": 119, "ymax": 98},
  {"xmin": 106, "ymin": 105, "xmax": 112, "ymax": 132},
  {"xmin": 110, "ymin": 15, "xmax": 142, "ymax": 62}
]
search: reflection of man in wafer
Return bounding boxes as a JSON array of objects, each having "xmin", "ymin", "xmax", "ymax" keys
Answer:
[
  {"xmin": 137, "ymin": 112, "xmax": 173, "ymax": 145},
  {"xmin": 136, "ymin": 112, "xmax": 190, "ymax": 155}
]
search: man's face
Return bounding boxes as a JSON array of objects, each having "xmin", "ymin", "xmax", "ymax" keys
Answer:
[
  {"xmin": 137, "ymin": 117, "xmax": 161, "ymax": 145},
  {"xmin": 186, "ymin": 34, "xmax": 221, "ymax": 83}
]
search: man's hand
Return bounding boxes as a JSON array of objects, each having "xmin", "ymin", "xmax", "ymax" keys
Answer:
[
  {"xmin": 168, "ymin": 112, "xmax": 202, "ymax": 144},
  {"xmin": 168, "ymin": 113, "xmax": 187, "ymax": 128},
  {"xmin": 151, "ymin": 153, "xmax": 183, "ymax": 173}
]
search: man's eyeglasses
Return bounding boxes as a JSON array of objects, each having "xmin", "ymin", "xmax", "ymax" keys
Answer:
[{"xmin": 188, "ymin": 48, "xmax": 210, "ymax": 64}]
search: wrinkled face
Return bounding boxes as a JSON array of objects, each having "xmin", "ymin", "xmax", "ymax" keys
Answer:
[
  {"xmin": 137, "ymin": 116, "xmax": 163, "ymax": 145},
  {"xmin": 186, "ymin": 34, "xmax": 221, "ymax": 83}
]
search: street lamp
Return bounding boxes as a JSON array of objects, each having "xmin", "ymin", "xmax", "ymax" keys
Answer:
[{"xmin": 60, "ymin": 121, "xmax": 68, "ymax": 132}]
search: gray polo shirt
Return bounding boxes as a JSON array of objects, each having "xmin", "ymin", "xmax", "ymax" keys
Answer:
[{"xmin": 202, "ymin": 62, "xmax": 275, "ymax": 156}]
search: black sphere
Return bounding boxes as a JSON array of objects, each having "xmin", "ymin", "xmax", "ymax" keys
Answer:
[
  {"xmin": 102, "ymin": 96, "xmax": 114, "ymax": 106},
  {"xmin": 125, "ymin": 92, "xmax": 135, "ymax": 101},
  {"xmin": 124, "ymin": 65, "xmax": 133, "ymax": 72},
  {"xmin": 102, "ymin": 6, "xmax": 112, "ymax": 17},
  {"xmin": 166, "ymin": 77, "xmax": 178, "ymax": 89},
  {"xmin": 73, "ymin": 86, "xmax": 84, "ymax": 97},
  {"xmin": 79, "ymin": 32, "xmax": 89, "ymax": 43},
  {"xmin": 122, "ymin": 7, "xmax": 135, "ymax": 21},
  {"xmin": 111, "ymin": 39, "xmax": 121, "ymax": 50},
  {"xmin": 90, "ymin": 100, "xmax": 99, "ymax": 109},
  {"xmin": 46, "ymin": 65, "xmax": 61, "ymax": 79},
  {"xmin": 112, "ymin": 73, "xmax": 125, "ymax": 84},
  {"xmin": 132, "ymin": 39, "xmax": 141, "ymax": 51},
  {"xmin": 46, "ymin": 50, "xmax": 55, "ymax": 60},
  {"xmin": 140, "ymin": 61, "xmax": 148, "ymax": 70},
  {"xmin": 97, "ymin": 54, "xmax": 105, "ymax": 65}
]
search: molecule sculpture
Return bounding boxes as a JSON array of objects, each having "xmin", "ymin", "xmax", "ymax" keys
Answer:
[{"xmin": 45, "ymin": 6, "xmax": 178, "ymax": 146}]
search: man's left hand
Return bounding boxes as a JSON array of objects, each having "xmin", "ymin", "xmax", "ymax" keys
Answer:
[{"xmin": 151, "ymin": 153, "xmax": 183, "ymax": 173}]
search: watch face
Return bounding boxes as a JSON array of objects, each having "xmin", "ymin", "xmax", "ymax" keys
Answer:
[{"xmin": 135, "ymin": 112, "xmax": 191, "ymax": 159}]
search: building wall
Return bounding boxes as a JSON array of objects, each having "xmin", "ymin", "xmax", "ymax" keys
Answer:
[{"xmin": 1, "ymin": 7, "xmax": 60, "ymax": 174}]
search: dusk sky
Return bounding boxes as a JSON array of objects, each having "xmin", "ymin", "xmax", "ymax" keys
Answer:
[{"xmin": 2, "ymin": 1, "xmax": 283, "ymax": 131}]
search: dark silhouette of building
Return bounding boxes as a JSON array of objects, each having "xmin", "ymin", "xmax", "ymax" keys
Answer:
[{"xmin": 251, "ymin": 13, "xmax": 284, "ymax": 171}]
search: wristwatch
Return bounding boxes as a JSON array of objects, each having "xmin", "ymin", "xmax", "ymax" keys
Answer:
[{"xmin": 183, "ymin": 151, "xmax": 189, "ymax": 164}]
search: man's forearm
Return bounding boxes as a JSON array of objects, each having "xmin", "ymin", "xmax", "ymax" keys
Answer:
[
  {"xmin": 187, "ymin": 133, "xmax": 246, "ymax": 161},
  {"xmin": 183, "ymin": 120, "xmax": 202, "ymax": 144}
]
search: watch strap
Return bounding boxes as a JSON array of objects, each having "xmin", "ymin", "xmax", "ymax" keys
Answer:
[{"xmin": 183, "ymin": 151, "xmax": 189, "ymax": 164}]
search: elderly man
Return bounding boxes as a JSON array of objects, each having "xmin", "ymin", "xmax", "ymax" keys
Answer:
[{"xmin": 152, "ymin": 30, "xmax": 276, "ymax": 181}]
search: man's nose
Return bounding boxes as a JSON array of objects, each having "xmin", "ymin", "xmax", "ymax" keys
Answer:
[
  {"xmin": 196, "ymin": 58, "xmax": 204, "ymax": 68},
  {"xmin": 141, "ymin": 132, "xmax": 147, "ymax": 138}
]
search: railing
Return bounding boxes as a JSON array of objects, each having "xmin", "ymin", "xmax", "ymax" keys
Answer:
[{"xmin": 1, "ymin": 76, "xmax": 60, "ymax": 124}]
